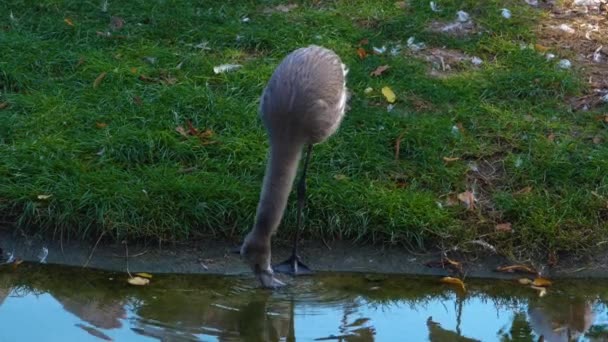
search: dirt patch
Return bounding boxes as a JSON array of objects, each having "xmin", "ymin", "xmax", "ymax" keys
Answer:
[{"xmin": 535, "ymin": 1, "xmax": 608, "ymax": 110}]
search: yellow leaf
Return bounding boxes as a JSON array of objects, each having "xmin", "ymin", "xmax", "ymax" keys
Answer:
[
  {"xmin": 518, "ymin": 278, "xmax": 533, "ymax": 285},
  {"xmin": 440, "ymin": 276, "xmax": 466, "ymax": 292},
  {"xmin": 93, "ymin": 72, "xmax": 107, "ymax": 88},
  {"xmin": 64, "ymin": 18, "xmax": 74, "ymax": 27},
  {"xmin": 532, "ymin": 277, "xmax": 552, "ymax": 287},
  {"xmin": 127, "ymin": 276, "xmax": 150, "ymax": 286},
  {"xmin": 96, "ymin": 122, "xmax": 108, "ymax": 129},
  {"xmin": 381, "ymin": 86, "xmax": 396, "ymax": 103},
  {"xmin": 135, "ymin": 272, "xmax": 153, "ymax": 279},
  {"xmin": 130, "ymin": 67, "xmax": 138, "ymax": 74},
  {"xmin": 37, "ymin": 194, "xmax": 52, "ymax": 200}
]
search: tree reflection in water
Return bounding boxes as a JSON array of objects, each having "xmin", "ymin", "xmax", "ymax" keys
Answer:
[{"xmin": 0, "ymin": 265, "xmax": 607, "ymax": 341}]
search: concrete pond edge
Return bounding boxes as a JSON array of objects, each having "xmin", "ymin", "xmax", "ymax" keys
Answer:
[{"xmin": 1, "ymin": 228, "xmax": 607, "ymax": 281}]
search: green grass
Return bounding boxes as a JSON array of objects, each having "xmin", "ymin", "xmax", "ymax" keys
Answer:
[{"xmin": 0, "ymin": 0, "xmax": 606, "ymax": 257}]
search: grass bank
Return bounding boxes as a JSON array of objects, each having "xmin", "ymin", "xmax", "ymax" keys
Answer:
[{"xmin": 0, "ymin": 0, "xmax": 606, "ymax": 259}]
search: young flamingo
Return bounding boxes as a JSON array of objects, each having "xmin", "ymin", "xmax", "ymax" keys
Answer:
[{"xmin": 240, "ymin": 45, "xmax": 348, "ymax": 288}]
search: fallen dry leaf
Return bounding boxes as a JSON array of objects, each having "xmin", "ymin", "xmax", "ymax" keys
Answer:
[
  {"xmin": 186, "ymin": 120, "xmax": 199, "ymax": 136},
  {"xmin": 457, "ymin": 190, "xmax": 476, "ymax": 210},
  {"xmin": 127, "ymin": 276, "xmax": 150, "ymax": 286},
  {"xmin": 135, "ymin": 272, "xmax": 153, "ymax": 279},
  {"xmin": 64, "ymin": 18, "xmax": 74, "ymax": 27},
  {"xmin": 370, "ymin": 65, "xmax": 390, "ymax": 77},
  {"xmin": 395, "ymin": 1, "xmax": 408, "ymax": 9},
  {"xmin": 496, "ymin": 264, "xmax": 538, "ymax": 275},
  {"xmin": 357, "ymin": 47, "xmax": 367, "ymax": 59},
  {"xmin": 445, "ymin": 257, "xmax": 461, "ymax": 270},
  {"xmin": 160, "ymin": 75, "xmax": 177, "ymax": 85},
  {"xmin": 394, "ymin": 131, "xmax": 406, "ymax": 161},
  {"xmin": 395, "ymin": 178, "xmax": 407, "ymax": 188},
  {"xmin": 133, "ymin": 96, "xmax": 143, "ymax": 106},
  {"xmin": 381, "ymin": 86, "xmax": 396, "ymax": 103},
  {"xmin": 0, "ymin": 102, "xmax": 8, "ymax": 110},
  {"xmin": 442, "ymin": 156, "xmax": 460, "ymax": 163},
  {"xmin": 514, "ymin": 186, "xmax": 533, "ymax": 195},
  {"xmin": 426, "ymin": 257, "xmax": 463, "ymax": 274},
  {"xmin": 495, "ymin": 222, "xmax": 513, "ymax": 233},
  {"xmin": 359, "ymin": 38, "xmax": 369, "ymax": 46},
  {"xmin": 334, "ymin": 174, "xmax": 348, "ymax": 181},
  {"xmin": 11, "ymin": 258, "xmax": 23, "ymax": 271},
  {"xmin": 110, "ymin": 16, "xmax": 124, "ymax": 31},
  {"xmin": 274, "ymin": 4, "xmax": 297, "ymax": 12},
  {"xmin": 593, "ymin": 135, "xmax": 602, "ymax": 144},
  {"xmin": 93, "ymin": 72, "xmax": 107, "ymax": 88},
  {"xmin": 455, "ymin": 122, "xmax": 465, "ymax": 134},
  {"xmin": 138, "ymin": 75, "xmax": 159, "ymax": 83},
  {"xmin": 440, "ymin": 276, "xmax": 466, "ymax": 292},
  {"xmin": 547, "ymin": 132, "xmax": 555, "ymax": 142},
  {"xmin": 130, "ymin": 67, "xmax": 138, "ymax": 74},
  {"xmin": 534, "ymin": 44, "xmax": 549, "ymax": 52},
  {"xmin": 175, "ymin": 126, "xmax": 189, "ymax": 138},
  {"xmin": 37, "ymin": 194, "xmax": 52, "ymax": 200},
  {"xmin": 531, "ymin": 285, "xmax": 548, "ymax": 297},
  {"xmin": 96, "ymin": 122, "xmax": 108, "ymax": 129},
  {"xmin": 518, "ymin": 278, "xmax": 533, "ymax": 285},
  {"xmin": 445, "ymin": 194, "xmax": 459, "ymax": 206},
  {"xmin": 532, "ymin": 277, "xmax": 552, "ymax": 287}
]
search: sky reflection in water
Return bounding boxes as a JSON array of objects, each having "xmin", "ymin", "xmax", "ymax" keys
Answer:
[{"xmin": 0, "ymin": 264, "xmax": 607, "ymax": 341}]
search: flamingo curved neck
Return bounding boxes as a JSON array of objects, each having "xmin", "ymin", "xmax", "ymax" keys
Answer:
[{"xmin": 251, "ymin": 140, "xmax": 304, "ymax": 239}]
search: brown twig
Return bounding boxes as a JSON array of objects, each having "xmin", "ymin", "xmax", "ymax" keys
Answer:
[
  {"xmin": 394, "ymin": 130, "xmax": 407, "ymax": 161},
  {"xmin": 83, "ymin": 231, "xmax": 105, "ymax": 268},
  {"xmin": 123, "ymin": 240, "xmax": 132, "ymax": 278}
]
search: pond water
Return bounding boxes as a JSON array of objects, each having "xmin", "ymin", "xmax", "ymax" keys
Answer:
[{"xmin": 0, "ymin": 264, "xmax": 607, "ymax": 342}]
